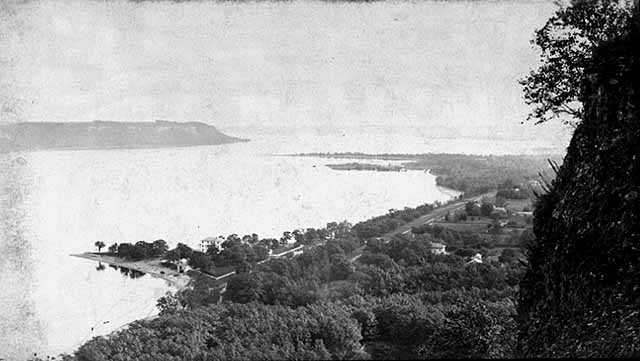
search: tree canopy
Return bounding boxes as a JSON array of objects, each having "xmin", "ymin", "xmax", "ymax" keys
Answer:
[{"xmin": 520, "ymin": 0, "xmax": 633, "ymax": 125}]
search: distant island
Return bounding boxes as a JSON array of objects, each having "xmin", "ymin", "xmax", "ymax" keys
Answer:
[
  {"xmin": 0, "ymin": 120, "xmax": 247, "ymax": 152},
  {"xmin": 326, "ymin": 162, "xmax": 405, "ymax": 172}
]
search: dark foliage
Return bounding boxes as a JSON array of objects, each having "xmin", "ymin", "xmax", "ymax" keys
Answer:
[
  {"xmin": 518, "ymin": 17, "xmax": 640, "ymax": 357},
  {"xmin": 115, "ymin": 239, "xmax": 168, "ymax": 260},
  {"xmin": 75, "ymin": 302, "xmax": 362, "ymax": 361},
  {"xmin": 520, "ymin": 0, "xmax": 632, "ymax": 125}
]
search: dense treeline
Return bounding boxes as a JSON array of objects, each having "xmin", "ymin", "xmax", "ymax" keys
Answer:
[
  {"xmin": 352, "ymin": 203, "xmax": 436, "ymax": 239},
  {"xmin": 109, "ymin": 240, "xmax": 169, "ymax": 260},
  {"xmin": 74, "ymin": 302, "xmax": 364, "ymax": 361},
  {"xmin": 407, "ymin": 154, "xmax": 552, "ymax": 197},
  {"xmin": 73, "ymin": 224, "xmax": 526, "ymax": 359}
]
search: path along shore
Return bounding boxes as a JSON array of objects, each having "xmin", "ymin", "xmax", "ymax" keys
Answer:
[{"xmin": 71, "ymin": 253, "xmax": 191, "ymax": 289}]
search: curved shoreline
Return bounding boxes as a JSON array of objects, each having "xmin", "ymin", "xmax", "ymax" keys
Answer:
[
  {"xmin": 71, "ymin": 253, "xmax": 190, "ymax": 289},
  {"xmin": 436, "ymin": 184, "xmax": 463, "ymax": 199}
]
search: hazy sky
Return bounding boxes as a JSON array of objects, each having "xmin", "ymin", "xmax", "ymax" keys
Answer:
[{"xmin": 0, "ymin": 0, "xmax": 569, "ymax": 141}]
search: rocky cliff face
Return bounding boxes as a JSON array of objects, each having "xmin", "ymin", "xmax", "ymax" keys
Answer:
[{"xmin": 517, "ymin": 17, "xmax": 640, "ymax": 357}]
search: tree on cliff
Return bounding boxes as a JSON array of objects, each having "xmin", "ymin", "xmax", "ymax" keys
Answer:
[{"xmin": 520, "ymin": 0, "xmax": 633, "ymax": 125}]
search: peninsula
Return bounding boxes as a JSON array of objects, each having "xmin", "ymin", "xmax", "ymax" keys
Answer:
[
  {"xmin": 0, "ymin": 120, "xmax": 247, "ymax": 152},
  {"xmin": 294, "ymin": 152, "xmax": 560, "ymax": 198},
  {"xmin": 326, "ymin": 162, "xmax": 405, "ymax": 172}
]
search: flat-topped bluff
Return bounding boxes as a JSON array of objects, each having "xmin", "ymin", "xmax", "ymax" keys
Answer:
[{"xmin": 0, "ymin": 120, "xmax": 247, "ymax": 152}]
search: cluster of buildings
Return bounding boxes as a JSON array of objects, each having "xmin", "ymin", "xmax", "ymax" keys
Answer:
[{"xmin": 198, "ymin": 235, "xmax": 304, "ymax": 259}]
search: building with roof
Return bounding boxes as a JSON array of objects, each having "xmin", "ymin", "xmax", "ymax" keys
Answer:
[
  {"xmin": 428, "ymin": 242, "xmax": 447, "ymax": 255},
  {"xmin": 200, "ymin": 236, "xmax": 225, "ymax": 253}
]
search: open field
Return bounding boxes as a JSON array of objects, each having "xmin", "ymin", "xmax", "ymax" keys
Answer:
[
  {"xmin": 432, "ymin": 220, "xmax": 491, "ymax": 233},
  {"xmin": 503, "ymin": 198, "xmax": 533, "ymax": 211}
]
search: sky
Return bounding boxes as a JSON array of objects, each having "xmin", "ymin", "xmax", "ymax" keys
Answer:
[{"xmin": 0, "ymin": 0, "xmax": 570, "ymax": 142}]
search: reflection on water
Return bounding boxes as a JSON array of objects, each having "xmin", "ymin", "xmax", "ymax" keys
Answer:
[
  {"xmin": 95, "ymin": 261, "xmax": 148, "ymax": 279},
  {"xmin": 101, "ymin": 264, "xmax": 147, "ymax": 280}
]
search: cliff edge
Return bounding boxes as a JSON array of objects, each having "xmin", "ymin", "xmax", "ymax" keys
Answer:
[{"xmin": 517, "ymin": 16, "xmax": 640, "ymax": 357}]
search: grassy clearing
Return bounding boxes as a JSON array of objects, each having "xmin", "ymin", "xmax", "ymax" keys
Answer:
[
  {"xmin": 432, "ymin": 220, "xmax": 491, "ymax": 233},
  {"xmin": 503, "ymin": 198, "xmax": 533, "ymax": 212}
]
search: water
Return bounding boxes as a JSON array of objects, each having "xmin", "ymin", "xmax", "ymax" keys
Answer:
[{"xmin": 0, "ymin": 133, "xmax": 474, "ymax": 359}]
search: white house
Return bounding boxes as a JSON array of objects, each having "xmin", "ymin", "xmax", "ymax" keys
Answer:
[
  {"xmin": 200, "ymin": 236, "xmax": 225, "ymax": 253},
  {"xmin": 428, "ymin": 242, "xmax": 447, "ymax": 255}
]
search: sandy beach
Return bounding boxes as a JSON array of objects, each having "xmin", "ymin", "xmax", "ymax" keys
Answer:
[{"xmin": 71, "ymin": 253, "xmax": 191, "ymax": 289}]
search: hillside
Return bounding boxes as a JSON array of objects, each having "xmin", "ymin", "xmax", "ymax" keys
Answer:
[
  {"xmin": 517, "ymin": 16, "xmax": 640, "ymax": 357},
  {"xmin": 0, "ymin": 120, "xmax": 246, "ymax": 152}
]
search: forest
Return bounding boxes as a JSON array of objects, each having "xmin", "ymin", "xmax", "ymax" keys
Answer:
[{"xmin": 70, "ymin": 195, "xmax": 529, "ymax": 360}]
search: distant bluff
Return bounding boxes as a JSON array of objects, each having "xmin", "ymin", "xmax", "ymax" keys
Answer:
[
  {"xmin": 517, "ymin": 15, "xmax": 640, "ymax": 357},
  {"xmin": 0, "ymin": 120, "xmax": 247, "ymax": 152}
]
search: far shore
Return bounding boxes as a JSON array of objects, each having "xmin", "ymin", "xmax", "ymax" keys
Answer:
[
  {"xmin": 71, "ymin": 252, "xmax": 191, "ymax": 289},
  {"xmin": 322, "ymin": 160, "xmax": 462, "ymax": 199},
  {"xmin": 1, "ymin": 140, "xmax": 249, "ymax": 154}
]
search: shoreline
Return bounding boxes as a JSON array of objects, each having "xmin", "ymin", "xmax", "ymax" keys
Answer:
[
  {"xmin": 322, "ymin": 160, "xmax": 463, "ymax": 199},
  {"xmin": 0, "ymin": 139, "xmax": 249, "ymax": 154},
  {"xmin": 71, "ymin": 253, "xmax": 191, "ymax": 289},
  {"xmin": 436, "ymin": 184, "xmax": 463, "ymax": 199}
]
